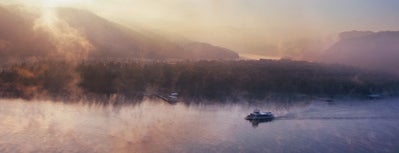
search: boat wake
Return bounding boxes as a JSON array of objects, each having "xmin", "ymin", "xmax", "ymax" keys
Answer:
[{"xmin": 275, "ymin": 116, "xmax": 399, "ymax": 121}]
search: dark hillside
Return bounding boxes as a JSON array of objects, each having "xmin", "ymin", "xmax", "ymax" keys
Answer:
[{"xmin": 1, "ymin": 59, "xmax": 398, "ymax": 102}]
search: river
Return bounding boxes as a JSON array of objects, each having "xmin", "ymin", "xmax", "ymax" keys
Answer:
[{"xmin": 0, "ymin": 98, "xmax": 398, "ymax": 153}]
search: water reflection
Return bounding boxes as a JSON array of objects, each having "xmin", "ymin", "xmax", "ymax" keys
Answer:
[
  {"xmin": 0, "ymin": 98, "xmax": 398, "ymax": 153},
  {"xmin": 247, "ymin": 118, "xmax": 274, "ymax": 127}
]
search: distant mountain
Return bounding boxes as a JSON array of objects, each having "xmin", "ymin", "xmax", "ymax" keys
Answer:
[
  {"xmin": 0, "ymin": 5, "xmax": 55, "ymax": 63},
  {"xmin": 180, "ymin": 42, "xmax": 239, "ymax": 59},
  {"xmin": 338, "ymin": 31, "xmax": 374, "ymax": 40},
  {"xmin": 322, "ymin": 31, "xmax": 399, "ymax": 75},
  {"xmin": 0, "ymin": 5, "xmax": 239, "ymax": 62}
]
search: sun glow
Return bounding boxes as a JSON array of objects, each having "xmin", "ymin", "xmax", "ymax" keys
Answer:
[
  {"xmin": 0, "ymin": 0, "xmax": 84, "ymax": 7},
  {"xmin": 1, "ymin": 0, "xmax": 399, "ymax": 59},
  {"xmin": 38, "ymin": 0, "xmax": 92, "ymax": 7}
]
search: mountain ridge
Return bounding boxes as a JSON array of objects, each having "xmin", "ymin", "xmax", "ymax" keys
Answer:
[
  {"xmin": 322, "ymin": 30, "xmax": 399, "ymax": 75},
  {"xmin": 0, "ymin": 5, "xmax": 239, "ymax": 62}
]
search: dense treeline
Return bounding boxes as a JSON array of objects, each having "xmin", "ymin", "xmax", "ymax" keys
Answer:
[{"xmin": 1, "ymin": 59, "xmax": 399, "ymax": 102}]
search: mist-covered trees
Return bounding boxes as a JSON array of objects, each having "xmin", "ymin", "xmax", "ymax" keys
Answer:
[
  {"xmin": 1, "ymin": 59, "xmax": 398, "ymax": 101},
  {"xmin": 0, "ymin": 61, "xmax": 77, "ymax": 98}
]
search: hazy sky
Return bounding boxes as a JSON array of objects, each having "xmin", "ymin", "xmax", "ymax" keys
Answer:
[{"xmin": 2, "ymin": 0, "xmax": 399, "ymax": 58}]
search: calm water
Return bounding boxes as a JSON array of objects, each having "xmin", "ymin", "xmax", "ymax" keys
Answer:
[{"xmin": 0, "ymin": 98, "xmax": 399, "ymax": 153}]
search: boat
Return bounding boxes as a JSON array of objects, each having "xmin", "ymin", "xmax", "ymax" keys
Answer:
[
  {"xmin": 156, "ymin": 92, "xmax": 179, "ymax": 103},
  {"xmin": 245, "ymin": 109, "xmax": 274, "ymax": 120},
  {"xmin": 166, "ymin": 92, "xmax": 178, "ymax": 103}
]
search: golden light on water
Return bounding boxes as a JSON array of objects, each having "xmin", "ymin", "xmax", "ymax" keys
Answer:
[
  {"xmin": 0, "ymin": 99, "xmax": 242, "ymax": 152},
  {"xmin": 0, "ymin": 98, "xmax": 398, "ymax": 153}
]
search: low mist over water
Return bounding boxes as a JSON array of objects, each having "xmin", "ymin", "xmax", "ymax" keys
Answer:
[
  {"xmin": 1, "ymin": 1, "xmax": 399, "ymax": 153},
  {"xmin": 0, "ymin": 99, "xmax": 398, "ymax": 153}
]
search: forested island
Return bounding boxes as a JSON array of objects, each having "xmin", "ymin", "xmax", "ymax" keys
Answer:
[{"xmin": 1, "ymin": 59, "xmax": 398, "ymax": 103}]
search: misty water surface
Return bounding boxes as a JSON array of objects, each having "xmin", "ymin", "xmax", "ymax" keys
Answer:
[{"xmin": 0, "ymin": 98, "xmax": 398, "ymax": 153}]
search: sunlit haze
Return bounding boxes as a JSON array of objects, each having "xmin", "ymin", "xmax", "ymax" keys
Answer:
[
  {"xmin": 2, "ymin": 0, "xmax": 399, "ymax": 58},
  {"xmin": 2, "ymin": 1, "xmax": 399, "ymax": 152}
]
